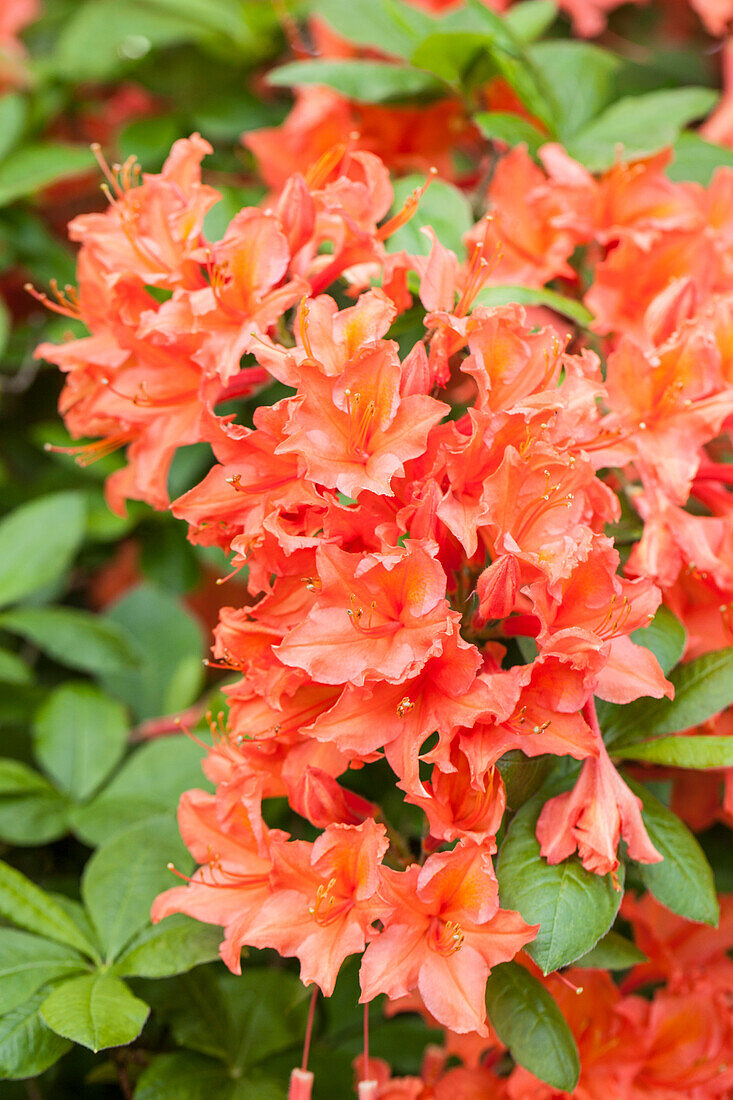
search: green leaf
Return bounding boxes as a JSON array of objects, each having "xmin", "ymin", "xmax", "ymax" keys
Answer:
[
  {"xmin": 113, "ymin": 914, "xmax": 222, "ymax": 978},
  {"xmin": 135, "ymin": 1052, "xmax": 285, "ymax": 1100},
  {"xmin": 0, "ymin": 860, "xmax": 96, "ymax": 958},
  {"xmin": 626, "ymin": 776, "xmax": 719, "ymax": 926},
  {"xmin": 0, "ymin": 94, "xmax": 27, "ymax": 163},
  {"xmin": 0, "ymin": 929, "xmax": 88, "ymax": 1015},
  {"xmin": 619, "ymin": 735, "xmax": 733, "ymax": 768},
  {"xmin": 0, "ymin": 647, "xmax": 31, "ymax": 685},
  {"xmin": 41, "ymin": 973, "xmax": 149, "ymax": 1052},
  {"xmin": 485, "ymin": 961, "xmax": 579, "ymax": 1090},
  {"xmin": 81, "ymin": 815, "xmax": 191, "ymax": 961},
  {"xmin": 411, "ymin": 32, "xmax": 497, "ymax": 91},
  {"xmin": 496, "ymin": 751, "xmax": 555, "ymax": 812},
  {"xmin": 98, "ymin": 583, "xmax": 205, "ymax": 721},
  {"xmin": 668, "ymin": 132, "xmax": 733, "ymax": 184},
  {"xmin": 386, "ymin": 173, "xmax": 474, "ymax": 258},
  {"xmin": 474, "ymin": 110, "xmax": 546, "ymax": 154},
  {"xmin": 70, "ymin": 734, "xmax": 208, "ymax": 846},
  {"xmin": 0, "ymin": 606, "xmax": 139, "ymax": 676},
  {"xmin": 34, "ymin": 682, "xmax": 129, "ymax": 802},
  {"xmin": 497, "ymin": 793, "xmax": 624, "ymax": 973},
  {"xmin": 630, "ymin": 605, "xmax": 686, "ymax": 676},
  {"xmin": 573, "ymin": 930, "xmax": 646, "ymax": 969},
  {"xmin": 603, "ymin": 647, "xmax": 733, "ymax": 748},
  {"xmin": 268, "ymin": 59, "xmax": 442, "ymax": 103},
  {"xmin": 567, "ymin": 87, "xmax": 718, "ymax": 172},
  {"xmin": 0, "ymin": 491, "xmax": 86, "ymax": 609},
  {"xmin": 474, "ymin": 285, "xmax": 594, "ymax": 327},
  {"xmin": 0, "ymin": 759, "xmax": 68, "ymax": 845},
  {"xmin": 309, "ymin": 0, "xmax": 435, "ymax": 60},
  {"xmin": 0, "ymin": 144, "xmax": 94, "ymax": 207},
  {"xmin": 0, "ymin": 989, "xmax": 71, "ymax": 1080},
  {"xmin": 529, "ymin": 41, "xmax": 620, "ymax": 139},
  {"xmin": 503, "ymin": 0, "xmax": 557, "ymax": 42}
]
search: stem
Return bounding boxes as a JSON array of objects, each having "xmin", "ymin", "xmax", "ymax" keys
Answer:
[{"xmin": 301, "ymin": 986, "xmax": 318, "ymax": 1073}]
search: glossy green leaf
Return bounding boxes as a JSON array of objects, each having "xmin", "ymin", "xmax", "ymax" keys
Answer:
[
  {"xmin": 268, "ymin": 59, "xmax": 442, "ymax": 103},
  {"xmin": 485, "ymin": 961, "xmax": 579, "ymax": 1090},
  {"xmin": 0, "ymin": 606, "xmax": 139, "ymax": 676},
  {"xmin": 474, "ymin": 110, "xmax": 546, "ymax": 153},
  {"xmin": 0, "ymin": 759, "xmax": 68, "ymax": 845},
  {"xmin": 0, "ymin": 860, "xmax": 96, "ymax": 957},
  {"xmin": 0, "ymin": 144, "xmax": 94, "ymax": 207},
  {"xmin": 98, "ymin": 583, "xmax": 205, "ymax": 721},
  {"xmin": 567, "ymin": 87, "xmax": 718, "ymax": 172},
  {"xmin": 474, "ymin": 285, "xmax": 594, "ymax": 326},
  {"xmin": 81, "ymin": 815, "xmax": 191, "ymax": 960},
  {"xmin": 0, "ymin": 491, "xmax": 86, "ymax": 609},
  {"xmin": 135, "ymin": 1052, "xmax": 285, "ymax": 1100},
  {"xmin": 496, "ymin": 751, "xmax": 555, "ymax": 812},
  {"xmin": 573, "ymin": 930, "xmax": 646, "ymax": 969},
  {"xmin": 0, "ymin": 929, "xmax": 88, "ymax": 1015},
  {"xmin": 34, "ymin": 682, "xmax": 129, "ymax": 802},
  {"xmin": 630, "ymin": 605, "xmax": 686, "ymax": 676},
  {"xmin": 41, "ymin": 973, "xmax": 149, "ymax": 1052},
  {"xmin": 0, "ymin": 989, "xmax": 71, "ymax": 1080},
  {"xmin": 113, "ymin": 914, "xmax": 222, "ymax": 978},
  {"xmin": 497, "ymin": 793, "xmax": 623, "ymax": 973},
  {"xmin": 603, "ymin": 647, "xmax": 733, "ymax": 748},
  {"xmin": 529, "ymin": 41, "xmax": 620, "ymax": 139},
  {"xmin": 70, "ymin": 735, "xmax": 208, "ymax": 846},
  {"xmin": 619, "ymin": 735, "xmax": 733, "ymax": 768},
  {"xmin": 626, "ymin": 777, "xmax": 719, "ymax": 926}
]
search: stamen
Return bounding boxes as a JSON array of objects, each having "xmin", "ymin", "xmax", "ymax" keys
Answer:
[{"xmin": 377, "ymin": 168, "xmax": 437, "ymax": 241}]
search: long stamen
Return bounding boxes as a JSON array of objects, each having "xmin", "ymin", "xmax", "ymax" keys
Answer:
[{"xmin": 377, "ymin": 168, "xmax": 437, "ymax": 241}]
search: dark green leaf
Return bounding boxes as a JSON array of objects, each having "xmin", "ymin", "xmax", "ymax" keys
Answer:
[
  {"xmin": 474, "ymin": 110, "xmax": 546, "ymax": 153},
  {"xmin": 567, "ymin": 87, "xmax": 718, "ymax": 172},
  {"xmin": 603, "ymin": 647, "xmax": 733, "ymax": 747},
  {"xmin": 135, "ymin": 1052, "xmax": 284, "ymax": 1100},
  {"xmin": 98, "ymin": 583, "xmax": 205, "ymax": 721},
  {"xmin": 631, "ymin": 605, "xmax": 686, "ymax": 676},
  {"xmin": 474, "ymin": 285, "xmax": 593, "ymax": 326},
  {"xmin": 0, "ymin": 989, "xmax": 71, "ymax": 1080},
  {"xmin": 485, "ymin": 961, "xmax": 579, "ymax": 1090},
  {"xmin": 0, "ymin": 759, "xmax": 68, "ymax": 845},
  {"xmin": 0, "ymin": 492, "xmax": 86, "ymax": 609},
  {"xmin": 497, "ymin": 793, "xmax": 623, "ymax": 973},
  {"xmin": 40, "ymin": 973, "xmax": 149, "ymax": 1052},
  {"xmin": 70, "ymin": 735, "xmax": 208, "ymax": 846},
  {"xmin": 81, "ymin": 815, "xmax": 191, "ymax": 961},
  {"xmin": 0, "ymin": 929, "xmax": 88, "ymax": 1015},
  {"xmin": 0, "ymin": 860, "xmax": 96, "ymax": 957},
  {"xmin": 34, "ymin": 682, "xmax": 129, "ymax": 802},
  {"xmin": 113, "ymin": 914, "xmax": 222, "ymax": 978},
  {"xmin": 0, "ymin": 144, "xmax": 94, "ymax": 207},
  {"xmin": 0, "ymin": 606, "xmax": 139, "ymax": 676},
  {"xmin": 619, "ymin": 735, "xmax": 733, "ymax": 768},
  {"xmin": 573, "ymin": 930, "xmax": 646, "ymax": 969},
  {"xmin": 496, "ymin": 751, "xmax": 555, "ymax": 812},
  {"xmin": 268, "ymin": 60, "xmax": 443, "ymax": 103},
  {"xmin": 626, "ymin": 776, "xmax": 719, "ymax": 926}
]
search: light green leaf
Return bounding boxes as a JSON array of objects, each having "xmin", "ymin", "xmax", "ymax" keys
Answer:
[
  {"xmin": 669, "ymin": 131, "xmax": 733, "ymax": 184},
  {"xmin": 70, "ymin": 735, "xmax": 208, "ymax": 846},
  {"xmin": 0, "ymin": 144, "xmax": 94, "ymax": 207},
  {"xmin": 41, "ymin": 973, "xmax": 149, "ymax": 1052},
  {"xmin": 573, "ymin": 930, "xmax": 646, "ymax": 969},
  {"xmin": 34, "ymin": 682, "xmax": 129, "ymax": 802},
  {"xmin": 619, "ymin": 735, "xmax": 733, "ymax": 768},
  {"xmin": 603, "ymin": 647, "xmax": 733, "ymax": 748},
  {"xmin": 81, "ymin": 815, "xmax": 191, "ymax": 961},
  {"xmin": 474, "ymin": 285, "xmax": 594, "ymax": 327},
  {"xmin": 504, "ymin": 1, "xmax": 557, "ymax": 42},
  {"xmin": 0, "ymin": 647, "xmax": 31, "ymax": 685},
  {"xmin": 0, "ymin": 94, "xmax": 27, "ymax": 163},
  {"xmin": 0, "ymin": 491, "xmax": 86, "ymax": 609},
  {"xmin": 0, "ymin": 989, "xmax": 71, "ymax": 1080},
  {"xmin": 0, "ymin": 929, "xmax": 88, "ymax": 1014},
  {"xmin": 474, "ymin": 110, "xmax": 546, "ymax": 154},
  {"xmin": 0, "ymin": 759, "xmax": 68, "ymax": 845},
  {"xmin": 0, "ymin": 606, "xmax": 139, "ymax": 676},
  {"xmin": 113, "ymin": 914, "xmax": 222, "ymax": 978},
  {"xmin": 411, "ymin": 31, "xmax": 497, "ymax": 91},
  {"xmin": 309, "ymin": 0, "xmax": 435, "ymax": 59},
  {"xmin": 626, "ymin": 777, "xmax": 719, "ymax": 926},
  {"xmin": 485, "ymin": 961, "xmax": 579, "ymax": 1090},
  {"xmin": 630, "ymin": 605, "xmax": 686, "ymax": 676},
  {"xmin": 568, "ymin": 87, "xmax": 718, "ymax": 172},
  {"xmin": 98, "ymin": 583, "xmax": 205, "ymax": 721},
  {"xmin": 387, "ymin": 173, "xmax": 474, "ymax": 258},
  {"xmin": 0, "ymin": 860, "xmax": 96, "ymax": 958},
  {"xmin": 268, "ymin": 59, "xmax": 442, "ymax": 103},
  {"xmin": 497, "ymin": 792, "xmax": 624, "ymax": 973},
  {"xmin": 529, "ymin": 41, "xmax": 620, "ymax": 139}
]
